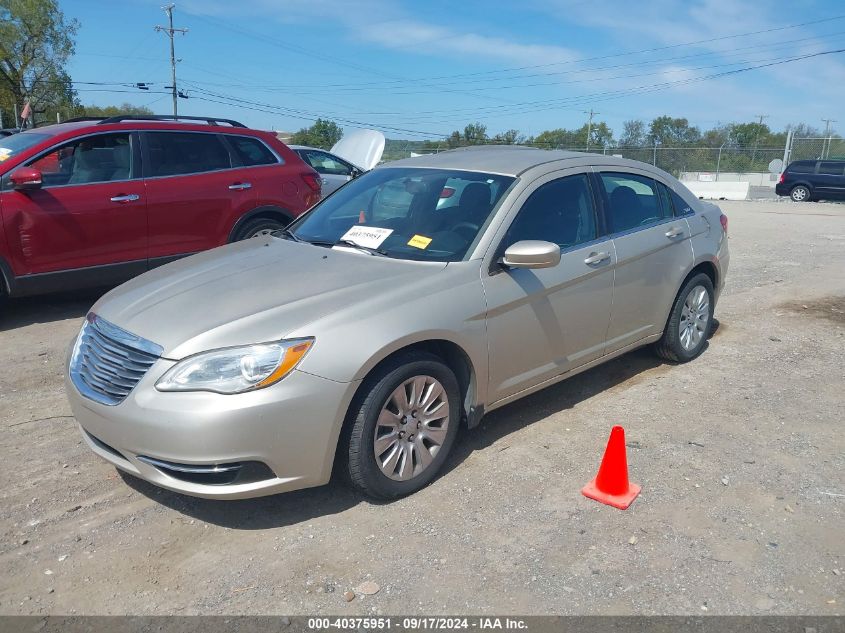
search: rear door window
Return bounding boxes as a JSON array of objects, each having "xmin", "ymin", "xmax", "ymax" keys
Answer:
[
  {"xmin": 228, "ymin": 135, "xmax": 279, "ymax": 166},
  {"xmin": 599, "ymin": 172, "xmax": 667, "ymax": 233},
  {"xmin": 818, "ymin": 161, "xmax": 845, "ymax": 176},
  {"xmin": 145, "ymin": 132, "xmax": 232, "ymax": 177},
  {"xmin": 788, "ymin": 161, "xmax": 816, "ymax": 174},
  {"xmin": 27, "ymin": 133, "xmax": 133, "ymax": 187}
]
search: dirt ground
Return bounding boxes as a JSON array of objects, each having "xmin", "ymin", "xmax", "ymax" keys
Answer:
[{"xmin": 1, "ymin": 199, "xmax": 843, "ymax": 615}]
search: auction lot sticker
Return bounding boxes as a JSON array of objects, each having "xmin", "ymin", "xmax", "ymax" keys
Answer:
[{"xmin": 339, "ymin": 226, "xmax": 393, "ymax": 249}]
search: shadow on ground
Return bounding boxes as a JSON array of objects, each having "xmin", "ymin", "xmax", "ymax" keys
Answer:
[
  {"xmin": 123, "ymin": 341, "xmax": 688, "ymax": 530},
  {"xmin": 0, "ymin": 288, "xmax": 107, "ymax": 331}
]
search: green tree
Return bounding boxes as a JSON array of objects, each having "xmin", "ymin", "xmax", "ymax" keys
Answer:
[
  {"xmin": 647, "ymin": 116, "xmax": 701, "ymax": 146},
  {"xmin": 619, "ymin": 119, "xmax": 646, "ymax": 147},
  {"xmin": 290, "ymin": 118, "xmax": 343, "ymax": 149},
  {"xmin": 531, "ymin": 128, "xmax": 579, "ymax": 148},
  {"xmin": 75, "ymin": 103, "xmax": 154, "ymax": 118},
  {"xmin": 0, "ymin": 0, "xmax": 80, "ymax": 126},
  {"xmin": 728, "ymin": 122, "xmax": 771, "ymax": 148},
  {"xmin": 491, "ymin": 129, "xmax": 523, "ymax": 144},
  {"xmin": 463, "ymin": 121, "xmax": 487, "ymax": 145}
]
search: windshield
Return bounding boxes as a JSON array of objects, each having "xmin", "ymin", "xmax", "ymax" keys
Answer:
[
  {"xmin": 288, "ymin": 167, "xmax": 515, "ymax": 261},
  {"xmin": 0, "ymin": 132, "xmax": 51, "ymax": 163}
]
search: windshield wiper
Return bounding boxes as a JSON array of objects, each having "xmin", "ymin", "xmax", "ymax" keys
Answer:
[
  {"xmin": 332, "ymin": 239, "xmax": 389, "ymax": 257},
  {"xmin": 272, "ymin": 228, "xmax": 302, "ymax": 242}
]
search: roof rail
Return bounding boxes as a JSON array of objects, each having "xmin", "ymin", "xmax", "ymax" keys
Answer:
[
  {"xmin": 95, "ymin": 115, "xmax": 247, "ymax": 128},
  {"xmin": 63, "ymin": 116, "xmax": 109, "ymax": 123}
]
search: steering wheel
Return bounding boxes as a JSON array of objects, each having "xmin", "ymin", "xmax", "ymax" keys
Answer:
[{"xmin": 452, "ymin": 221, "xmax": 480, "ymax": 241}]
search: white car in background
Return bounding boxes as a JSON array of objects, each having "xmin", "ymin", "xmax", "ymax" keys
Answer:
[{"xmin": 291, "ymin": 129, "xmax": 385, "ymax": 197}]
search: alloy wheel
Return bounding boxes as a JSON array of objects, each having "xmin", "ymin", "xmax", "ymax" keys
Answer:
[
  {"xmin": 373, "ymin": 375, "xmax": 450, "ymax": 481},
  {"xmin": 678, "ymin": 285, "xmax": 710, "ymax": 352}
]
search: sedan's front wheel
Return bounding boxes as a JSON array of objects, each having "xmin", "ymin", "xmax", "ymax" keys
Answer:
[
  {"xmin": 655, "ymin": 273, "xmax": 714, "ymax": 363},
  {"xmin": 345, "ymin": 352, "xmax": 460, "ymax": 499}
]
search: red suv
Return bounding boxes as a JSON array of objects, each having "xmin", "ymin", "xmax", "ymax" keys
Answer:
[{"xmin": 0, "ymin": 115, "xmax": 321, "ymax": 299}]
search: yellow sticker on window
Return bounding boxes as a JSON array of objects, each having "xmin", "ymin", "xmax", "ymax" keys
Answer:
[{"xmin": 407, "ymin": 234, "xmax": 432, "ymax": 249}]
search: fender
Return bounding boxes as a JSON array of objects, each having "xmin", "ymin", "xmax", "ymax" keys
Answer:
[
  {"xmin": 351, "ymin": 330, "xmax": 485, "ymax": 426},
  {"xmin": 658, "ymin": 254, "xmax": 720, "ymax": 329},
  {"xmin": 228, "ymin": 205, "xmax": 294, "ymax": 242}
]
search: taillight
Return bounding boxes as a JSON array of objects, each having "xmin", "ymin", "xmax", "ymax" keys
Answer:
[
  {"xmin": 440, "ymin": 187, "xmax": 455, "ymax": 199},
  {"xmin": 719, "ymin": 213, "xmax": 728, "ymax": 234},
  {"xmin": 301, "ymin": 172, "xmax": 322, "ymax": 193},
  {"xmin": 778, "ymin": 172, "xmax": 785, "ymax": 183}
]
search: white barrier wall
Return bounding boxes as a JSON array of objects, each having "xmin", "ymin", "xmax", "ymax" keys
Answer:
[
  {"xmin": 679, "ymin": 171, "xmax": 779, "ymax": 187},
  {"xmin": 681, "ymin": 180, "xmax": 750, "ymax": 201}
]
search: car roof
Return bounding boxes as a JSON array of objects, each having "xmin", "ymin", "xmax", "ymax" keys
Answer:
[
  {"xmin": 382, "ymin": 145, "xmax": 651, "ymax": 177},
  {"xmin": 16, "ymin": 120, "xmax": 267, "ymax": 138}
]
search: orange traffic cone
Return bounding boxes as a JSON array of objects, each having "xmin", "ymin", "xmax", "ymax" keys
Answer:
[{"xmin": 581, "ymin": 425, "xmax": 641, "ymax": 510}]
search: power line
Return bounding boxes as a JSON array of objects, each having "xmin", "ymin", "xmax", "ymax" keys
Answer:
[{"xmin": 183, "ymin": 47, "xmax": 845, "ymax": 139}]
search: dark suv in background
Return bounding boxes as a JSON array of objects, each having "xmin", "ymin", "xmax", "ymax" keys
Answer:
[
  {"xmin": 775, "ymin": 159, "xmax": 845, "ymax": 202},
  {"xmin": 0, "ymin": 115, "xmax": 321, "ymax": 300}
]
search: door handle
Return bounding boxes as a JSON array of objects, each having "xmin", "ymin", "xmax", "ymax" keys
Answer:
[
  {"xmin": 110, "ymin": 194, "xmax": 140, "ymax": 203},
  {"xmin": 228, "ymin": 182, "xmax": 252, "ymax": 190},
  {"xmin": 665, "ymin": 226, "xmax": 684, "ymax": 238},
  {"xmin": 584, "ymin": 251, "xmax": 610, "ymax": 265}
]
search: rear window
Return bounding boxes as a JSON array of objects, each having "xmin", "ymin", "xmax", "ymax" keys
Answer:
[
  {"xmin": 788, "ymin": 161, "xmax": 816, "ymax": 174},
  {"xmin": 228, "ymin": 135, "xmax": 279, "ymax": 166},
  {"xmin": 145, "ymin": 132, "xmax": 232, "ymax": 177},
  {"xmin": 818, "ymin": 161, "xmax": 845, "ymax": 176}
]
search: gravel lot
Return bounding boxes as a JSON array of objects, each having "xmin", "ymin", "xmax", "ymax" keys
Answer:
[{"xmin": 1, "ymin": 199, "xmax": 842, "ymax": 615}]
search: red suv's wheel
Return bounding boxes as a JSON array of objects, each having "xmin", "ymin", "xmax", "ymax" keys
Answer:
[{"xmin": 233, "ymin": 217, "xmax": 288, "ymax": 241}]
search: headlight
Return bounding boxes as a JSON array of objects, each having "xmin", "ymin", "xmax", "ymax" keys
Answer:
[{"xmin": 155, "ymin": 338, "xmax": 314, "ymax": 394}]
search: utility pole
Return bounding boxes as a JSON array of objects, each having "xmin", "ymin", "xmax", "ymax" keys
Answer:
[
  {"xmin": 752, "ymin": 114, "xmax": 769, "ymax": 165},
  {"xmin": 822, "ymin": 118, "xmax": 837, "ymax": 159},
  {"xmin": 155, "ymin": 4, "xmax": 187, "ymax": 117},
  {"xmin": 584, "ymin": 108, "xmax": 599, "ymax": 152}
]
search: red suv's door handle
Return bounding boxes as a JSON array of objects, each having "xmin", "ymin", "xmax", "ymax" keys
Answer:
[
  {"xmin": 110, "ymin": 194, "xmax": 140, "ymax": 203},
  {"xmin": 228, "ymin": 182, "xmax": 252, "ymax": 190}
]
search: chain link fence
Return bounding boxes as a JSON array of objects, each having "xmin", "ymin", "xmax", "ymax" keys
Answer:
[
  {"xmin": 788, "ymin": 137, "xmax": 845, "ymax": 161},
  {"xmin": 392, "ymin": 145, "xmax": 787, "ymax": 178}
]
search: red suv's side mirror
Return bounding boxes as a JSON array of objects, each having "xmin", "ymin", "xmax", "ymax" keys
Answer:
[{"xmin": 9, "ymin": 166, "xmax": 43, "ymax": 190}]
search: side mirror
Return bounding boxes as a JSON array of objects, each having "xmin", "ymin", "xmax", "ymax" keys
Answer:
[
  {"xmin": 10, "ymin": 166, "xmax": 43, "ymax": 190},
  {"xmin": 502, "ymin": 240, "xmax": 560, "ymax": 269},
  {"xmin": 350, "ymin": 167, "xmax": 362, "ymax": 179}
]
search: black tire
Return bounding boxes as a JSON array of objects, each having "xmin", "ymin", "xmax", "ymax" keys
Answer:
[
  {"xmin": 654, "ymin": 273, "xmax": 715, "ymax": 363},
  {"xmin": 790, "ymin": 185, "xmax": 811, "ymax": 202},
  {"xmin": 344, "ymin": 352, "xmax": 461, "ymax": 499},
  {"xmin": 232, "ymin": 216, "xmax": 288, "ymax": 241}
]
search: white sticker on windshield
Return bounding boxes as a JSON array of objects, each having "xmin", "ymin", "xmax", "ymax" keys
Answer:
[{"xmin": 339, "ymin": 226, "xmax": 393, "ymax": 249}]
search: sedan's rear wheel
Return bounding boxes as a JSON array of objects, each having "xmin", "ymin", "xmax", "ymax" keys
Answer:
[
  {"xmin": 655, "ymin": 273, "xmax": 714, "ymax": 363},
  {"xmin": 345, "ymin": 352, "xmax": 460, "ymax": 499}
]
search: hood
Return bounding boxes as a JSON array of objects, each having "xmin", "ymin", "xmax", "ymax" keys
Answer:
[
  {"xmin": 92, "ymin": 238, "xmax": 446, "ymax": 359},
  {"xmin": 330, "ymin": 129, "xmax": 385, "ymax": 171}
]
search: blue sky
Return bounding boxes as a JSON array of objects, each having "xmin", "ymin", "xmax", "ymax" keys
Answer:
[{"xmin": 65, "ymin": 0, "xmax": 845, "ymax": 140}]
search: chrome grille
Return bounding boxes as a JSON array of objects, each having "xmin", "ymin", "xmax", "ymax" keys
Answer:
[{"xmin": 70, "ymin": 313, "xmax": 163, "ymax": 406}]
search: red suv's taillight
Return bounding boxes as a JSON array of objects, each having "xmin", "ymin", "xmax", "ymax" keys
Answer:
[
  {"xmin": 778, "ymin": 172, "xmax": 785, "ymax": 183},
  {"xmin": 719, "ymin": 213, "xmax": 728, "ymax": 234},
  {"xmin": 301, "ymin": 172, "xmax": 322, "ymax": 193}
]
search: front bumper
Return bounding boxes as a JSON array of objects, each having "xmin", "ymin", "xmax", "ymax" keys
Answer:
[{"xmin": 65, "ymin": 361, "xmax": 360, "ymax": 500}]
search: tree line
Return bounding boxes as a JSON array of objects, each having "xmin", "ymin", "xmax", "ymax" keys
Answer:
[{"xmin": 420, "ymin": 117, "xmax": 837, "ymax": 153}]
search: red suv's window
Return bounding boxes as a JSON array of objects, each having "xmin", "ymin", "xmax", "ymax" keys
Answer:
[
  {"xmin": 145, "ymin": 131, "xmax": 231, "ymax": 177},
  {"xmin": 28, "ymin": 133, "xmax": 133, "ymax": 186},
  {"xmin": 227, "ymin": 135, "xmax": 279, "ymax": 166}
]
